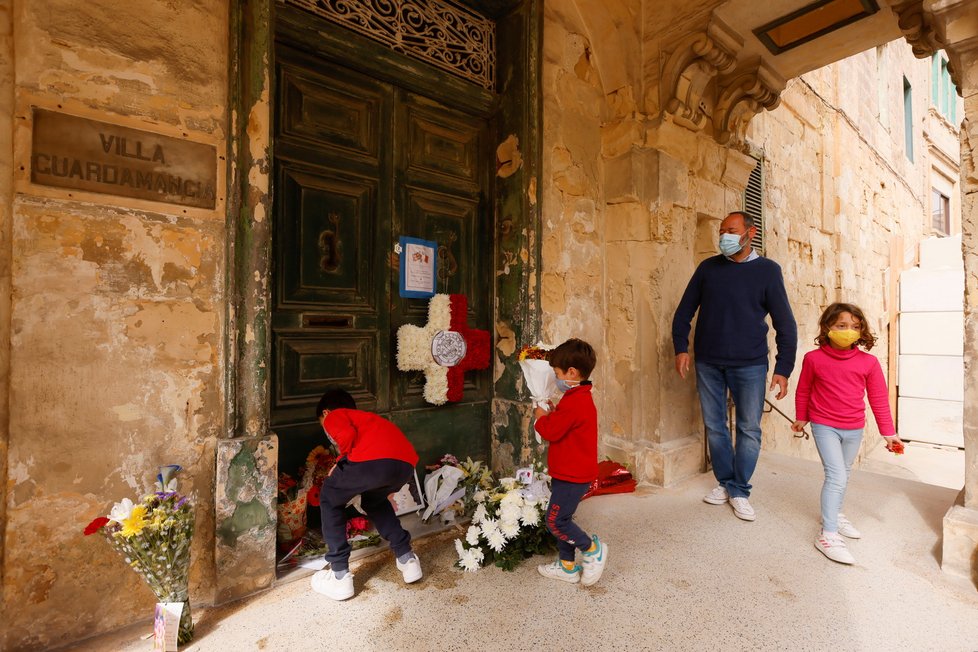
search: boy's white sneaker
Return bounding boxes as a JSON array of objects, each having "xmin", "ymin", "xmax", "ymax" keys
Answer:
[
  {"xmin": 836, "ymin": 514, "xmax": 862, "ymax": 539},
  {"xmin": 729, "ymin": 496, "xmax": 756, "ymax": 521},
  {"xmin": 580, "ymin": 535, "xmax": 608, "ymax": 586},
  {"xmin": 703, "ymin": 485, "xmax": 729, "ymax": 505},
  {"xmin": 815, "ymin": 531, "xmax": 856, "ymax": 565},
  {"xmin": 537, "ymin": 560, "xmax": 581, "ymax": 584},
  {"xmin": 396, "ymin": 553, "xmax": 423, "ymax": 584},
  {"xmin": 311, "ymin": 569, "xmax": 355, "ymax": 600}
]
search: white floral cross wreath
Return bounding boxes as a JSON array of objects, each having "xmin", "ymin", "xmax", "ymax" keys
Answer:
[{"xmin": 396, "ymin": 294, "xmax": 490, "ymax": 405}]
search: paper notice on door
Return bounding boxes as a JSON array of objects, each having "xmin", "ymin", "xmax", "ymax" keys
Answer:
[{"xmin": 398, "ymin": 236, "xmax": 438, "ymax": 298}]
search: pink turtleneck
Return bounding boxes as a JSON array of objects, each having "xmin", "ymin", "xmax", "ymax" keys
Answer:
[{"xmin": 795, "ymin": 344, "xmax": 895, "ymax": 435}]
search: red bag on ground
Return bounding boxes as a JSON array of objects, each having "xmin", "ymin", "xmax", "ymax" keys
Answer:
[{"xmin": 582, "ymin": 460, "xmax": 637, "ymax": 500}]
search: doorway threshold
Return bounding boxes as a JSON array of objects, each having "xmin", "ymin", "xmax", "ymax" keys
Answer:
[{"xmin": 274, "ymin": 512, "xmax": 458, "ymax": 585}]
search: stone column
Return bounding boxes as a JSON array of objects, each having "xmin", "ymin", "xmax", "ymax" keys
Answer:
[{"xmin": 930, "ymin": 0, "xmax": 978, "ymax": 586}]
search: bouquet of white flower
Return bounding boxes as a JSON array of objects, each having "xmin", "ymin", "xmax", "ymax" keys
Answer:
[{"xmin": 454, "ymin": 465, "xmax": 554, "ymax": 572}]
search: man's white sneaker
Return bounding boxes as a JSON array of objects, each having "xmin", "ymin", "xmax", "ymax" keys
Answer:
[
  {"xmin": 311, "ymin": 569, "xmax": 355, "ymax": 600},
  {"xmin": 580, "ymin": 535, "xmax": 608, "ymax": 587},
  {"xmin": 537, "ymin": 560, "xmax": 581, "ymax": 583},
  {"xmin": 703, "ymin": 485, "xmax": 729, "ymax": 505},
  {"xmin": 729, "ymin": 496, "xmax": 756, "ymax": 521},
  {"xmin": 815, "ymin": 531, "xmax": 855, "ymax": 564},
  {"xmin": 836, "ymin": 514, "xmax": 862, "ymax": 539},
  {"xmin": 396, "ymin": 553, "xmax": 423, "ymax": 583}
]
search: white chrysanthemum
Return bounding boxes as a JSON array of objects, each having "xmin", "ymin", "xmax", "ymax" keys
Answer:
[
  {"xmin": 472, "ymin": 490, "xmax": 487, "ymax": 502},
  {"xmin": 472, "ymin": 503, "xmax": 488, "ymax": 525},
  {"xmin": 466, "ymin": 525, "xmax": 481, "ymax": 546},
  {"xmin": 459, "ymin": 549, "xmax": 482, "ymax": 572},
  {"xmin": 486, "ymin": 528, "xmax": 507, "ymax": 552},
  {"xmin": 470, "ymin": 546, "xmax": 484, "ymax": 563},
  {"xmin": 479, "ymin": 517, "xmax": 498, "ymax": 539},
  {"xmin": 454, "ymin": 538, "xmax": 465, "ymax": 558},
  {"xmin": 520, "ymin": 504, "xmax": 541, "ymax": 527},
  {"xmin": 499, "ymin": 503, "xmax": 522, "ymax": 526},
  {"xmin": 499, "ymin": 520, "xmax": 520, "ymax": 539},
  {"xmin": 500, "ymin": 489, "xmax": 523, "ymax": 508}
]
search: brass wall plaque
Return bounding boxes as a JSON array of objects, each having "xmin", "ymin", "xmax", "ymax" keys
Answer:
[{"xmin": 31, "ymin": 109, "xmax": 218, "ymax": 209}]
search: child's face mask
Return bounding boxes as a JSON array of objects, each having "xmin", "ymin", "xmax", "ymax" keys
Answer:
[
  {"xmin": 827, "ymin": 329, "xmax": 860, "ymax": 348},
  {"xmin": 555, "ymin": 377, "xmax": 580, "ymax": 393}
]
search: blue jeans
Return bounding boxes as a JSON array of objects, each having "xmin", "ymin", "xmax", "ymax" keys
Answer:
[
  {"xmin": 811, "ymin": 423, "xmax": 863, "ymax": 533},
  {"xmin": 695, "ymin": 362, "xmax": 767, "ymax": 499}
]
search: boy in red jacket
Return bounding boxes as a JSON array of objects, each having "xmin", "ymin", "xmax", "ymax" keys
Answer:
[
  {"xmin": 310, "ymin": 389, "xmax": 422, "ymax": 601},
  {"xmin": 533, "ymin": 338, "xmax": 608, "ymax": 586}
]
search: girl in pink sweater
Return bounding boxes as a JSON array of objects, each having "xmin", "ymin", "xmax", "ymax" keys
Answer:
[{"xmin": 791, "ymin": 303, "xmax": 903, "ymax": 565}]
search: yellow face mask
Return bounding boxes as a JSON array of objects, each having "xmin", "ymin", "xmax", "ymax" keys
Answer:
[{"xmin": 827, "ymin": 329, "xmax": 860, "ymax": 348}]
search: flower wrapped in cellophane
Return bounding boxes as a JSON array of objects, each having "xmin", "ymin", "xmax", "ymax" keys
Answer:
[
  {"xmin": 517, "ymin": 344, "xmax": 557, "ymax": 409},
  {"xmin": 517, "ymin": 344, "xmax": 557, "ymax": 443},
  {"xmin": 84, "ymin": 465, "xmax": 195, "ymax": 645},
  {"xmin": 421, "ymin": 455, "xmax": 495, "ymax": 524},
  {"xmin": 454, "ymin": 462, "xmax": 554, "ymax": 572}
]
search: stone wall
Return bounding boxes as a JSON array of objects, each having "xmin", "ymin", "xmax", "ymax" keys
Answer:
[{"xmin": 0, "ymin": 1, "xmax": 229, "ymax": 649}]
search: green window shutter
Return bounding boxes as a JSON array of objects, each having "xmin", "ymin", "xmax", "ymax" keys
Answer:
[{"xmin": 932, "ymin": 53, "xmax": 939, "ymax": 104}]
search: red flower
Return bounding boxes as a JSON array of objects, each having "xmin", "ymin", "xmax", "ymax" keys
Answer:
[
  {"xmin": 84, "ymin": 516, "xmax": 110, "ymax": 536},
  {"xmin": 307, "ymin": 484, "xmax": 321, "ymax": 507},
  {"xmin": 346, "ymin": 516, "xmax": 371, "ymax": 537}
]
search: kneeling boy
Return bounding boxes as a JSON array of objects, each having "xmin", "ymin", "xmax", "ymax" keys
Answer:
[{"xmin": 310, "ymin": 389, "xmax": 422, "ymax": 600}]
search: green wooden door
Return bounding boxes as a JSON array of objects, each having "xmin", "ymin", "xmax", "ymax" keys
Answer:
[{"xmin": 271, "ymin": 45, "xmax": 492, "ymax": 475}]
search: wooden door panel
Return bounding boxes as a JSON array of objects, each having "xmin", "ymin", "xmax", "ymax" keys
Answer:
[
  {"xmin": 388, "ymin": 402, "xmax": 491, "ymax": 472},
  {"xmin": 390, "ymin": 89, "xmax": 491, "ymax": 411},
  {"xmin": 275, "ymin": 163, "xmax": 378, "ymax": 311},
  {"xmin": 272, "ymin": 331, "xmax": 379, "ymax": 424},
  {"xmin": 405, "ymin": 101, "xmax": 481, "ymax": 185},
  {"xmin": 277, "ymin": 60, "xmax": 385, "ymax": 167}
]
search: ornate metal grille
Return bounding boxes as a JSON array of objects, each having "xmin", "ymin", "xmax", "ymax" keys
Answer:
[{"xmin": 284, "ymin": 0, "xmax": 495, "ymax": 90}]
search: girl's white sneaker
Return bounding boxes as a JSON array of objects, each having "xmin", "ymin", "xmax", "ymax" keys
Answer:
[
  {"xmin": 837, "ymin": 514, "xmax": 862, "ymax": 539},
  {"xmin": 815, "ymin": 531, "xmax": 855, "ymax": 565}
]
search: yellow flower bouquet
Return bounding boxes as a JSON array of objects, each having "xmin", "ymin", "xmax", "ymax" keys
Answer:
[{"xmin": 84, "ymin": 465, "xmax": 195, "ymax": 645}]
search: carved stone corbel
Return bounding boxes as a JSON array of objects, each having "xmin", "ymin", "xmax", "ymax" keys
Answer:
[
  {"xmin": 892, "ymin": 0, "xmax": 941, "ymax": 58},
  {"xmin": 662, "ymin": 25, "xmax": 740, "ymax": 132},
  {"xmin": 713, "ymin": 62, "xmax": 785, "ymax": 150}
]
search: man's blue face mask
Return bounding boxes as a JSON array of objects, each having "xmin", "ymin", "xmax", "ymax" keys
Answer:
[{"xmin": 719, "ymin": 232, "xmax": 746, "ymax": 257}]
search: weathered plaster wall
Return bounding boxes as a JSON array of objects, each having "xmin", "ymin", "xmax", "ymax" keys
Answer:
[
  {"xmin": 1, "ymin": 1, "xmax": 229, "ymax": 649},
  {"xmin": 0, "ymin": 0, "xmax": 12, "ymax": 599}
]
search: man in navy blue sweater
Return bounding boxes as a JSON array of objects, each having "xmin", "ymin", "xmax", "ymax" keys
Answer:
[{"xmin": 672, "ymin": 211, "xmax": 797, "ymax": 521}]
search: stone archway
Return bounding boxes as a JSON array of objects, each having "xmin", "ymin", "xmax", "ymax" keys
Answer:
[
  {"xmin": 646, "ymin": 0, "xmax": 978, "ymax": 584},
  {"xmin": 541, "ymin": 0, "xmax": 978, "ymax": 584}
]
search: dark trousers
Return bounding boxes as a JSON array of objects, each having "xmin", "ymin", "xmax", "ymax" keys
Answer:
[
  {"xmin": 320, "ymin": 458, "xmax": 414, "ymax": 572},
  {"xmin": 545, "ymin": 478, "xmax": 593, "ymax": 562}
]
